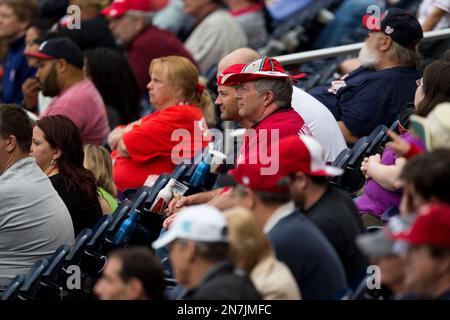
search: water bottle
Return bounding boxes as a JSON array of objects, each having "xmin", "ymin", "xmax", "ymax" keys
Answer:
[
  {"xmin": 112, "ymin": 209, "xmax": 140, "ymax": 246},
  {"xmin": 189, "ymin": 152, "xmax": 212, "ymax": 188}
]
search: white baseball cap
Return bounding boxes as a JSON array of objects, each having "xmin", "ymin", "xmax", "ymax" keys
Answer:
[{"xmin": 152, "ymin": 205, "xmax": 228, "ymax": 249}]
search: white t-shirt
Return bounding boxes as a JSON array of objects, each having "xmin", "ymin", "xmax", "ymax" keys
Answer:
[
  {"xmin": 418, "ymin": 0, "xmax": 450, "ymax": 30},
  {"xmin": 291, "ymin": 86, "xmax": 347, "ymax": 163}
]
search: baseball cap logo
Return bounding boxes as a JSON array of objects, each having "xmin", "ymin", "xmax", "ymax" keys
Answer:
[
  {"xmin": 385, "ymin": 26, "xmax": 394, "ymax": 34},
  {"xmin": 182, "ymin": 221, "xmax": 192, "ymax": 233},
  {"xmin": 39, "ymin": 41, "xmax": 48, "ymax": 51}
]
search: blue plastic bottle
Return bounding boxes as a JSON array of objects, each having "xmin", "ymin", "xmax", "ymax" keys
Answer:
[
  {"xmin": 189, "ymin": 152, "xmax": 212, "ymax": 188},
  {"xmin": 112, "ymin": 209, "xmax": 140, "ymax": 246}
]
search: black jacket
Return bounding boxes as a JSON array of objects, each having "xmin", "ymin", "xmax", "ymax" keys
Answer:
[{"xmin": 182, "ymin": 262, "xmax": 261, "ymax": 300}]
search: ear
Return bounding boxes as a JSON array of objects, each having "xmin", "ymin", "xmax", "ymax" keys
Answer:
[
  {"xmin": 55, "ymin": 59, "xmax": 68, "ymax": 73},
  {"xmin": 186, "ymin": 240, "xmax": 197, "ymax": 263},
  {"xmin": 52, "ymin": 148, "xmax": 62, "ymax": 161},
  {"xmin": 378, "ymin": 35, "xmax": 393, "ymax": 53},
  {"xmin": 126, "ymin": 278, "xmax": 145, "ymax": 300},
  {"xmin": 263, "ymin": 90, "xmax": 275, "ymax": 107},
  {"xmin": 295, "ymin": 172, "xmax": 309, "ymax": 190},
  {"xmin": 4, "ymin": 135, "xmax": 17, "ymax": 153}
]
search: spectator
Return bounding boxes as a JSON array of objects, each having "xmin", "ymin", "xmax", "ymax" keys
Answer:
[
  {"xmin": 153, "ymin": 0, "xmax": 190, "ymax": 35},
  {"xmin": 84, "ymin": 144, "xmax": 118, "ymax": 215},
  {"xmin": 220, "ymin": 53, "xmax": 345, "ymax": 163},
  {"xmin": 57, "ymin": 0, "xmax": 118, "ymax": 51},
  {"xmin": 218, "ymin": 158, "xmax": 349, "ymax": 299},
  {"xmin": 0, "ymin": 0, "xmax": 39, "ymax": 104},
  {"xmin": 152, "ymin": 205, "xmax": 261, "ymax": 300},
  {"xmin": 25, "ymin": 37, "xmax": 110, "ymax": 145},
  {"xmin": 94, "ymin": 247, "xmax": 166, "ymax": 300},
  {"xmin": 398, "ymin": 149, "xmax": 450, "ymax": 215},
  {"xmin": 220, "ymin": 57, "xmax": 311, "ymax": 167},
  {"xmin": 278, "ymin": 135, "xmax": 367, "ymax": 288},
  {"xmin": 356, "ymin": 60, "xmax": 450, "ymax": 220},
  {"xmin": 0, "ymin": 105, "xmax": 74, "ymax": 287},
  {"xmin": 84, "ymin": 47, "xmax": 140, "ymax": 129},
  {"xmin": 392, "ymin": 203, "xmax": 450, "ymax": 300},
  {"xmin": 308, "ymin": 8, "xmax": 423, "ymax": 144},
  {"xmin": 223, "ymin": 207, "xmax": 301, "ymax": 299},
  {"xmin": 108, "ymin": 56, "xmax": 212, "ymax": 192},
  {"xmin": 355, "ymin": 215, "xmax": 415, "ymax": 299},
  {"xmin": 21, "ymin": 20, "xmax": 55, "ymax": 114},
  {"xmin": 225, "ymin": 0, "xmax": 268, "ymax": 49},
  {"xmin": 183, "ymin": 0, "xmax": 247, "ymax": 74},
  {"xmin": 101, "ymin": 0, "xmax": 196, "ymax": 99},
  {"xmin": 418, "ymin": 0, "xmax": 450, "ymax": 31},
  {"xmin": 31, "ymin": 115, "xmax": 103, "ymax": 235}
]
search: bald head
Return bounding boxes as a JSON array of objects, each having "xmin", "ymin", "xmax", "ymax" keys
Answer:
[{"xmin": 217, "ymin": 48, "xmax": 260, "ymax": 76}]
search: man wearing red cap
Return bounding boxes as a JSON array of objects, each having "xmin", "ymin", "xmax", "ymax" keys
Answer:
[
  {"xmin": 102, "ymin": 0, "xmax": 195, "ymax": 97},
  {"xmin": 220, "ymin": 56, "xmax": 312, "ymax": 168},
  {"xmin": 392, "ymin": 203, "xmax": 450, "ymax": 300},
  {"xmin": 276, "ymin": 134, "xmax": 367, "ymax": 288},
  {"xmin": 217, "ymin": 137, "xmax": 349, "ymax": 299}
]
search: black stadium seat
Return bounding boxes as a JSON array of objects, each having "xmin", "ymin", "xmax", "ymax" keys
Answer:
[
  {"xmin": 18, "ymin": 259, "xmax": 48, "ymax": 300},
  {"xmin": 0, "ymin": 274, "xmax": 26, "ymax": 300}
]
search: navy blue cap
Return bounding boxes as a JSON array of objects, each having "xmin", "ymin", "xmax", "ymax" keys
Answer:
[{"xmin": 25, "ymin": 37, "xmax": 84, "ymax": 69}]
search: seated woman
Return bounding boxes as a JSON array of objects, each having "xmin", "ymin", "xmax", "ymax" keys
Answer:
[
  {"xmin": 108, "ymin": 55, "xmax": 215, "ymax": 192},
  {"xmin": 84, "ymin": 144, "xmax": 118, "ymax": 215},
  {"xmin": 31, "ymin": 115, "xmax": 103, "ymax": 235},
  {"xmin": 223, "ymin": 207, "xmax": 301, "ymax": 300},
  {"xmin": 356, "ymin": 59, "xmax": 450, "ymax": 222}
]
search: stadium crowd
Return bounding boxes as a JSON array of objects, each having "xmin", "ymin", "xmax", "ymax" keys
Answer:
[{"xmin": 0, "ymin": 0, "xmax": 449, "ymax": 301}]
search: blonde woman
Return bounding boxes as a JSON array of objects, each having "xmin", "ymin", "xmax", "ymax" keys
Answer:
[
  {"xmin": 107, "ymin": 56, "xmax": 215, "ymax": 192},
  {"xmin": 223, "ymin": 207, "xmax": 302, "ymax": 300},
  {"xmin": 84, "ymin": 144, "xmax": 118, "ymax": 214}
]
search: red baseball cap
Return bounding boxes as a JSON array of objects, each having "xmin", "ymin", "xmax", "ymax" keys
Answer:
[
  {"xmin": 221, "ymin": 57, "xmax": 305, "ymax": 85},
  {"xmin": 217, "ymin": 64, "xmax": 245, "ymax": 86},
  {"xmin": 277, "ymin": 135, "xmax": 343, "ymax": 178},
  {"xmin": 391, "ymin": 204, "xmax": 450, "ymax": 248},
  {"xmin": 102, "ymin": 0, "xmax": 160, "ymax": 18}
]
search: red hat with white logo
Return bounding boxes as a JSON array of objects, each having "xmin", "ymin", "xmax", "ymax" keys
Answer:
[
  {"xmin": 220, "ymin": 57, "xmax": 305, "ymax": 85},
  {"xmin": 217, "ymin": 64, "xmax": 245, "ymax": 86},
  {"xmin": 102, "ymin": 0, "xmax": 161, "ymax": 18},
  {"xmin": 391, "ymin": 204, "xmax": 450, "ymax": 248}
]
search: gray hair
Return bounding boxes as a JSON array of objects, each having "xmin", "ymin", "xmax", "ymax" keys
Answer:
[
  {"xmin": 177, "ymin": 239, "xmax": 230, "ymax": 262},
  {"xmin": 125, "ymin": 10, "xmax": 153, "ymax": 26},
  {"xmin": 253, "ymin": 78, "xmax": 293, "ymax": 109},
  {"xmin": 389, "ymin": 41, "xmax": 421, "ymax": 68}
]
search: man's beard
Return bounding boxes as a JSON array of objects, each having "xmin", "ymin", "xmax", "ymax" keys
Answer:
[
  {"xmin": 41, "ymin": 64, "xmax": 60, "ymax": 97},
  {"xmin": 358, "ymin": 43, "xmax": 381, "ymax": 68}
]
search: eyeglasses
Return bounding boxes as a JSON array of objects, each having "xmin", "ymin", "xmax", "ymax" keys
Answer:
[{"xmin": 415, "ymin": 78, "xmax": 423, "ymax": 87}]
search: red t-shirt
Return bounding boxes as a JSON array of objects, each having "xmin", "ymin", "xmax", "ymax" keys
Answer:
[
  {"xmin": 128, "ymin": 26, "xmax": 197, "ymax": 93},
  {"xmin": 236, "ymin": 107, "xmax": 312, "ymax": 167},
  {"xmin": 113, "ymin": 104, "xmax": 208, "ymax": 191}
]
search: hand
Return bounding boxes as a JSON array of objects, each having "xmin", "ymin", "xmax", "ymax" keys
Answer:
[
  {"xmin": 361, "ymin": 154, "xmax": 381, "ymax": 178},
  {"xmin": 386, "ymin": 130, "xmax": 411, "ymax": 157},
  {"xmin": 163, "ymin": 213, "xmax": 177, "ymax": 230},
  {"xmin": 107, "ymin": 127, "xmax": 125, "ymax": 150},
  {"xmin": 22, "ymin": 78, "xmax": 40, "ymax": 111}
]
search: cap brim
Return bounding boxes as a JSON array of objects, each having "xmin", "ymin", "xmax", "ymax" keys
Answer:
[
  {"xmin": 356, "ymin": 230, "xmax": 395, "ymax": 257},
  {"xmin": 222, "ymin": 72, "xmax": 305, "ymax": 85},
  {"xmin": 409, "ymin": 115, "xmax": 430, "ymax": 150},
  {"xmin": 152, "ymin": 230, "xmax": 177, "ymax": 250},
  {"xmin": 24, "ymin": 51, "xmax": 55, "ymax": 60},
  {"xmin": 310, "ymin": 166, "xmax": 344, "ymax": 177}
]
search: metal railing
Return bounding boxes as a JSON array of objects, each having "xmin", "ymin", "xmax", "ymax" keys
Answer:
[{"xmin": 275, "ymin": 28, "xmax": 450, "ymax": 66}]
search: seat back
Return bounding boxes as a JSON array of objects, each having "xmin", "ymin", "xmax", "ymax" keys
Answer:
[
  {"xmin": 0, "ymin": 274, "xmax": 26, "ymax": 300},
  {"xmin": 366, "ymin": 125, "xmax": 388, "ymax": 156},
  {"xmin": 18, "ymin": 259, "xmax": 48, "ymax": 300}
]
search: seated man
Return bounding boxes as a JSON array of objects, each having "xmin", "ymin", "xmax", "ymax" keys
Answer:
[
  {"xmin": 25, "ymin": 37, "xmax": 110, "ymax": 145},
  {"xmin": 94, "ymin": 247, "xmax": 166, "ymax": 300},
  {"xmin": 0, "ymin": 105, "xmax": 74, "ymax": 287},
  {"xmin": 308, "ymin": 8, "xmax": 423, "ymax": 144},
  {"xmin": 152, "ymin": 205, "xmax": 261, "ymax": 300},
  {"xmin": 392, "ymin": 203, "xmax": 450, "ymax": 300}
]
